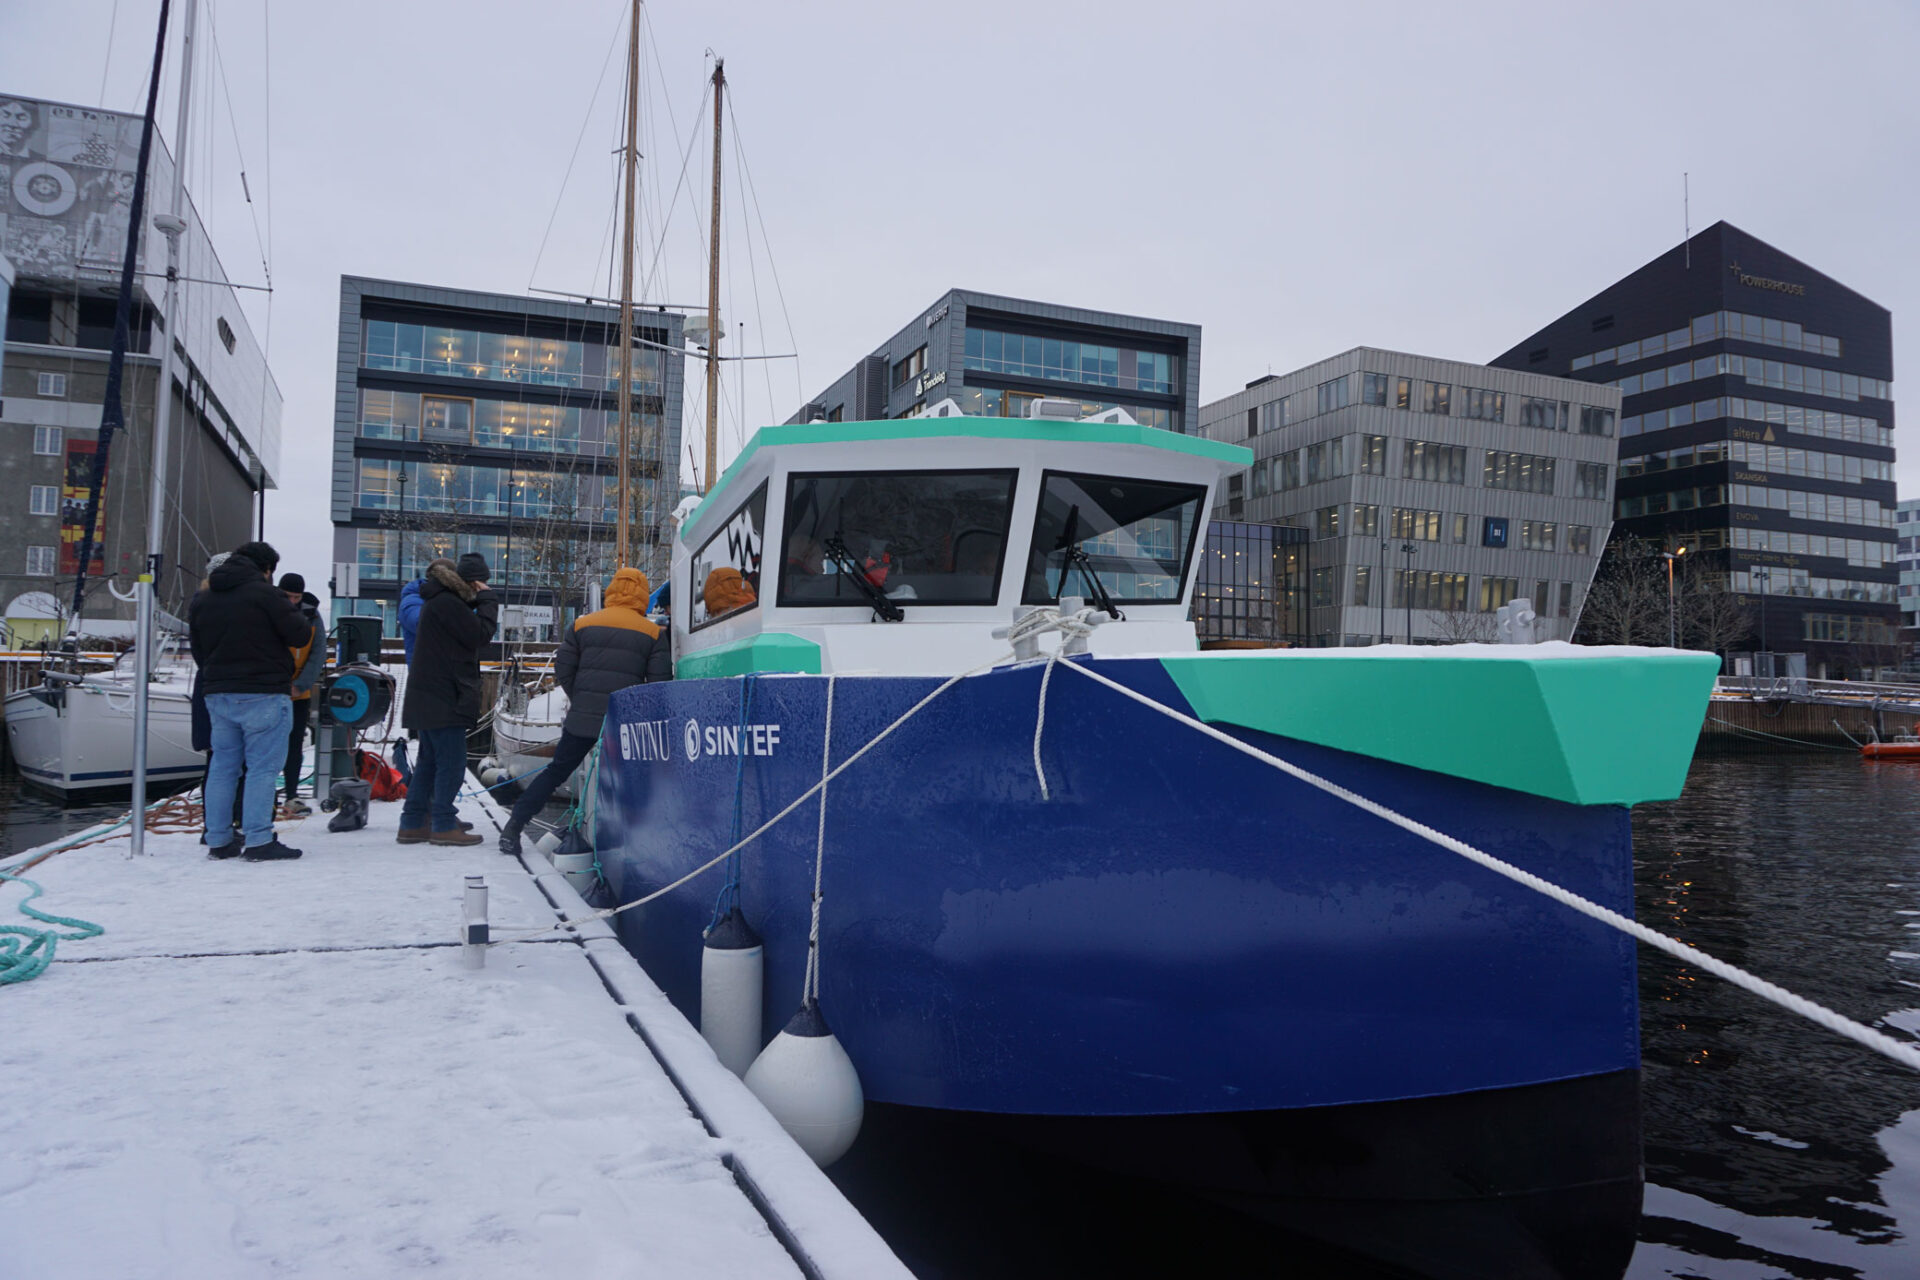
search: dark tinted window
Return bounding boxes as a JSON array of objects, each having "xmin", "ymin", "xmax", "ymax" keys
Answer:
[
  {"xmin": 779, "ymin": 470, "xmax": 1018, "ymax": 608},
  {"xmin": 1023, "ymin": 471, "xmax": 1205, "ymax": 605},
  {"xmin": 689, "ymin": 481, "xmax": 767, "ymax": 630}
]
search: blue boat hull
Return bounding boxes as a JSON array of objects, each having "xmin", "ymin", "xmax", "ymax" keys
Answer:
[{"xmin": 596, "ymin": 656, "xmax": 1639, "ymax": 1117}]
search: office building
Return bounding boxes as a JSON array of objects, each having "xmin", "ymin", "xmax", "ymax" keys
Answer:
[
  {"xmin": 1199, "ymin": 349, "xmax": 1619, "ymax": 646},
  {"xmin": 1191, "ymin": 518, "xmax": 1310, "ymax": 647},
  {"xmin": 1493, "ymin": 222, "xmax": 1897, "ymax": 673},
  {"xmin": 330, "ymin": 277, "xmax": 684, "ymax": 637},
  {"xmin": 787, "ymin": 288, "xmax": 1199, "ymax": 433},
  {"xmin": 2, "ymin": 93, "xmax": 281, "ymax": 642},
  {"xmin": 1898, "ymin": 499, "xmax": 1919, "ymax": 665}
]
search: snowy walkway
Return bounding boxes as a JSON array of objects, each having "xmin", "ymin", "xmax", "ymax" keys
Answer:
[{"xmin": 0, "ymin": 776, "xmax": 908, "ymax": 1279}]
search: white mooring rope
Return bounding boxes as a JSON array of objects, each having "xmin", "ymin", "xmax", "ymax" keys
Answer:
[
  {"xmin": 801, "ymin": 675, "xmax": 837, "ymax": 1004},
  {"xmin": 1049, "ymin": 655, "xmax": 1920, "ymax": 1076}
]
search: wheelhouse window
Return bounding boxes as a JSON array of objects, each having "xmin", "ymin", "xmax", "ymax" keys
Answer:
[
  {"xmin": 778, "ymin": 470, "xmax": 1019, "ymax": 608},
  {"xmin": 689, "ymin": 481, "xmax": 767, "ymax": 631},
  {"xmin": 1023, "ymin": 471, "xmax": 1206, "ymax": 606}
]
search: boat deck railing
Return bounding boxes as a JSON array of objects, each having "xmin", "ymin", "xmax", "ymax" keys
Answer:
[{"xmin": 1715, "ymin": 674, "xmax": 1920, "ymax": 713}]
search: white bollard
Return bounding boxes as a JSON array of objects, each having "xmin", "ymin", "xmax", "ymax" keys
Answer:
[{"xmin": 462, "ymin": 874, "xmax": 489, "ymax": 969}]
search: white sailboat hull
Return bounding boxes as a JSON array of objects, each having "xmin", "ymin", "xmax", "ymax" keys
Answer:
[
  {"xmin": 4, "ymin": 679, "xmax": 204, "ymax": 796},
  {"xmin": 493, "ymin": 684, "xmax": 570, "ymax": 797}
]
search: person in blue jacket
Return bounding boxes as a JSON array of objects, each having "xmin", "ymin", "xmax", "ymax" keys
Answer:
[{"xmin": 399, "ymin": 576, "xmax": 425, "ymax": 661}]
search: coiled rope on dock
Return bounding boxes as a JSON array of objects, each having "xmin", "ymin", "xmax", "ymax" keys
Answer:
[{"xmin": 0, "ymin": 872, "xmax": 104, "ymax": 985}]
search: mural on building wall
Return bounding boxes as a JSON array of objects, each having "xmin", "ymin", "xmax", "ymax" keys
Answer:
[
  {"xmin": 59, "ymin": 439, "xmax": 107, "ymax": 577},
  {"xmin": 0, "ymin": 97, "xmax": 144, "ymax": 285}
]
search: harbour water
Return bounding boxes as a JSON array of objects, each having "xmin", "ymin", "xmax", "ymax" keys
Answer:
[{"xmin": 3, "ymin": 753, "xmax": 1915, "ymax": 1276}]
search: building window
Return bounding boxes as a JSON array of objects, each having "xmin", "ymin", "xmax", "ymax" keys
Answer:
[
  {"xmin": 1404, "ymin": 440, "xmax": 1467, "ymax": 484},
  {"xmin": 1449, "ymin": 513, "xmax": 1468, "ymax": 544},
  {"xmin": 1314, "ymin": 506, "xmax": 1341, "ymax": 540},
  {"xmin": 962, "ymin": 328, "xmax": 1175, "ymax": 395},
  {"xmin": 1568, "ymin": 525, "xmax": 1594, "ymax": 555},
  {"xmin": 1484, "ymin": 450, "xmax": 1556, "ymax": 494},
  {"xmin": 1358, "ymin": 435, "xmax": 1388, "ymax": 475},
  {"xmin": 1520, "ymin": 520, "xmax": 1557, "ymax": 552},
  {"xmin": 1390, "ymin": 508, "xmax": 1443, "ymax": 541},
  {"xmin": 1352, "ymin": 503, "xmax": 1379, "ymax": 538},
  {"xmin": 1479, "ymin": 576, "xmax": 1519, "ymax": 612},
  {"xmin": 1275, "ymin": 451, "xmax": 1302, "ymax": 492},
  {"xmin": 1461, "ymin": 388, "xmax": 1505, "ymax": 423},
  {"xmin": 892, "ymin": 345, "xmax": 927, "ymax": 389},
  {"xmin": 1316, "ymin": 375, "xmax": 1352, "ymax": 415},
  {"xmin": 1352, "ymin": 565, "xmax": 1372, "ymax": 607},
  {"xmin": 216, "ymin": 316, "xmax": 237, "ymax": 353},
  {"xmin": 1558, "ymin": 582, "xmax": 1574, "ymax": 617},
  {"xmin": 1362, "ymin": 372, "xmax": 1389, "ymax": 406},
  {"xmin": 421, "ymin": 396, "xmax": 474, "ymax": 444},
  {"xmin": 1519, "ymin": 398, "xmax": 1568, "ymax": 431},
  {"xmin": 1310, "ymin": 566, "xmax": 1337, "ymax": 608},
  {"xmin": 29, "ymin": 485, "xmax": 58, "ymax": 516},
  {"xmin": 1304, "ymin": 437, "xmax": 1347, "ymax": 484},
  {"xmin": 356, "ymin": 529, "xmax": 399, "ymax": 580},
  {"xmin": 1533, "ymin": 580, "xmax": 1552, "ymax": 610},
  {"xmin": 1421, "ymin": 382, "xmax": 1451, "ymax": 415},
  {"xmin": 34, "ymin": 425, "xmax": 62, "ymax": 456},
  {"xmin": 36, "ymin": 371, "xmax": 67, "ymax": 397},
  {"xmin": 1394, "ymin": 569, "xmax": 1469, "ymax": 612},
  {"xmin": 1574, "ymin": 462, "xmax": 1610, "ymax": 500},
  {"xmin": 1393, "ymin": 377, "xmax": 1413, "ymax": 410},
  {"xmin": 26, "ymin": 545, "xmax": 57, "ymax": 576},
  {"xmin": 1578, "ymin": 406, "xmax": 1615, "ymax": 437}
]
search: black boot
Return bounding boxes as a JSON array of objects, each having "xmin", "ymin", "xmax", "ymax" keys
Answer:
[{"xmin": 498, "ymin": 820, "xmax": 524, "ymax": 857}]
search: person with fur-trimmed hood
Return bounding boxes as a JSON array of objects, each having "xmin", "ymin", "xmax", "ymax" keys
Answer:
[
  {"xmin": 498, "ymin": 566, "xmax": 670, "ymax": 855},
  {"xmin": 398, "ymin": 554, "xmax": 498, "ymax": 845}
]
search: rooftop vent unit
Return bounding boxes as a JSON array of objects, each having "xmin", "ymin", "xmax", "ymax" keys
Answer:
[
  {"xmin": 1028, "ymin": 397, "xmax": 1085, "ymax": 421},
  {"xmin": 1077, "ymin": 406, "xmax": 1138, "ymax": 425}
]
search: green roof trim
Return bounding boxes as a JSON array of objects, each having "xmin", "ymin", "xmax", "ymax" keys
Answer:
[
  {"xmin": 682, "ymin": 418, "xmax": 1252, "ymax": 542},
  {"xmin": 675, "ymin": 632, "xmax": 823, "ymax": 680},
  {"xmin": 1158, "ymin": 650, "xmax": 1722, "ymax": 806}
]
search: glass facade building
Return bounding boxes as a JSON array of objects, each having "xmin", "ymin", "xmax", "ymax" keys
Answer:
[
  {"xmin": 329, "ymin": 277, "xmax": 684, "ymax": 637},
  {"xmin": 1191, "ymin": 519, "xmax": 1310, "ymax": 646},
  {"xmin": 785, "ymin": 288, "xmax": 1199, "ymax": 436},
  {"xmin": 1492, "ymin": 222, "xmax": 1898, "ymax": 674}
]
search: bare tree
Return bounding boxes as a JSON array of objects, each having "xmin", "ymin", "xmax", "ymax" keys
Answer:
[
  {"xmin": 1575, "ymin": 535, "xmax": 1668, "ymax": 646},
  {"xmin": 1677, "ymin": 568, "xmax": 1753, "ymax": 657},
  {"xmin": 1427, "ymin": 606, "xmax": 1499, "ymax": 644}
]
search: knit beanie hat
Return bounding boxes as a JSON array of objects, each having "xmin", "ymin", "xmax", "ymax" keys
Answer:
[
  {"xmin": 277, "ymin": 573, "xmax": 305, "ymax": 593},
  {"xmin": 455, "ymin": 552, "xmax": 491, "ymax": 583},
  {"xmin": 205, "ymin": 551, "xmax": 231, "ymax": 577}
]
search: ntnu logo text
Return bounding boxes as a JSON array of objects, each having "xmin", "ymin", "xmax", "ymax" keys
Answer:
[
  {"xmin": 679, "ymin": 717, "xmax": 782, "ymax": 762},
  {"xmin": 619, "ymin": 719, "xmax": 674, "ymax": 762}
]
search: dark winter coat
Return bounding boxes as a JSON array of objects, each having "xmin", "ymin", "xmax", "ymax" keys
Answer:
[
  {"xmin": 399, "ymin": 578, "xmax": 424, "ymax": 662},
  {"xmin": 401, "ymin": 560, "xmax": 499, "ymax": 731},
  {"xmin": 188, "ymin": 554, "xmax": 314, "ymax": 696},
  {"xmin": 554, "ymin": 567, "xmax": 671, "ymax": 737},
  {"xmin": 290, "ymin": 593, "xmax": 325, "ymax": 700}
]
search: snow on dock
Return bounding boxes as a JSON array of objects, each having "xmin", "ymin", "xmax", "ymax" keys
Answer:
[{"xmin": 0, "ymin": 775, "xmax": 909, "ymax": 1279}]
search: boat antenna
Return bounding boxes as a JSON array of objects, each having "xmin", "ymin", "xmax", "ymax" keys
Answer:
[
  {"xmin": 615, "ymin": 0, "xmax": 641, "ymax": 568},
  {"xmin": 702, "ymin": 56, "xmax": 724, "ymax": 494}
]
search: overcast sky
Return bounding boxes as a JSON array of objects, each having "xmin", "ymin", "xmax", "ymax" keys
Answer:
[{"xmin": 4, "ymin": 0, "xmax": 1915, "ymax": 617}]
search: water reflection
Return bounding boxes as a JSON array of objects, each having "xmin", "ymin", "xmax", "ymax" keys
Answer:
[
  {"xmin": 0, "ymin": 767, "xmax": 132, "ymax": 862},
  {"xmin": 1629, "ymin": 756, "xmax": 1920, "ymax": 1279}
]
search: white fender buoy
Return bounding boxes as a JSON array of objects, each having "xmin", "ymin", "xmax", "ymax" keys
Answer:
[
  {"xmin": 700, "ymin": 907, "xmax": 764, "ymax": 1077},
  {"xmin": 531, "ymin": 828, "xmax": 563, "ymax": 859},
  {"xmin": 552, "ymin": 851, "xmax": 595, "ymax": 894},
  {"xmin": 744, "ymin": 1000, "xmax": 863, "ymax": 1167},
  {"xmin": 478, "ymin": 756, "xmax": 499, "ymax": 776}
]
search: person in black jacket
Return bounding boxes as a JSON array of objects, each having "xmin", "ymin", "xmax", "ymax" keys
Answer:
[
  {"xmin": 398, "ymin": 554, "xmax": 498, "ymax": 845},
  {"xmin": 187, "ymin": 541, "xmax": 313, "ymax": 861},
  {"xmin": 498, "ymin": 566, "xmax": 670, "ymax": 855}
]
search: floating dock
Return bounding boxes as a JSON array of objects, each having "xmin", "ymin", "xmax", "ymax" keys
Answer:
[{"xmin": 0, "ymin": 771, "xmax": 910, "ymax": 1278}]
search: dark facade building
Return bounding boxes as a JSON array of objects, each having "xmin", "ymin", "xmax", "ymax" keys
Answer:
[
  {"xmin": 330, "ymin": 277, "xmax": 684, "ymax": 637},
  {"xmin": 1493, "ymin": 222, "xmax": 1897, "ymax": 673},
  {"xmin": 1191, "ymin": 519, "xmax": 1310, "ymax": 646},
  {"xmin": 786, "ymin": 288, "xmax": 1200, "ymax": 433}
]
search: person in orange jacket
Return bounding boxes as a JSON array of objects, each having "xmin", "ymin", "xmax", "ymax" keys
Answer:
[{"xmin": 499, "ymin": 567, "xmax": 671, "ymax": 854}]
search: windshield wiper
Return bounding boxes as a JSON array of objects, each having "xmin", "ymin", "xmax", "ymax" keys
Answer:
[
  {"xmin": 1052, "ymin": 504, "xmax": 1124, "ymax": 620},
  {"xmin": 823, "ymin": 535, "xmax": 904, "ymax": 622}
]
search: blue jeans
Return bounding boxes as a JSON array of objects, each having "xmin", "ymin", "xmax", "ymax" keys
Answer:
[
  {"xmin": 399, "ymin": 725, "xmax": 467, "ymax": 833},
  {"xmin": 206, "ymin": 693, "xmax": 293, "ymax": 849}
]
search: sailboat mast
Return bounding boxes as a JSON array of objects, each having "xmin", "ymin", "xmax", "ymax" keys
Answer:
[
  {"xmin": 131, "ymin": 0, "xmax": 199, "ymax": 856},
  {"xmin": 615, "ymin": 0, "xmax": 641, "ymax": 567},
  {"xmin": 703, "ymin": 59, "xmax": 724, "ymax": 494}
]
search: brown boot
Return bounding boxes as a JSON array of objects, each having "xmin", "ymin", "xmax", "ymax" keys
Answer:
[
  {"xmin": 429, "ymin": 828, "xmax": 484, "ymax": 846},
  {"xmin": 396, "ymin": 826, "xmax": 430, "ymax": 844}
]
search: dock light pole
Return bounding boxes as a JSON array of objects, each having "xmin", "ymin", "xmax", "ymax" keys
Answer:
[
  {"xmin": 1753, "ymin": 566, "xmax": 1771, "ymax": 663},
  {"xmin": 1377, "ymin": 538, "xmax": 1389, "ymax": 644},
  {"xmin": 1662, "ymin": 546, "xmax": 1685, "ymax": 648},
  {"xmin": 1400, "ymin": 540, "xmax": 1418, "ymax": 644}
]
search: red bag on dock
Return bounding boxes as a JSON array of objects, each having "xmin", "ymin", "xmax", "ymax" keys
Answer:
[{"xmin": 355, "ymin": 749, "xmax": 408, "ymax": 802}]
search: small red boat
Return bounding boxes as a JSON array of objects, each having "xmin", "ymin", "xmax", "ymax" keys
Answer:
[{"xmin": 1861, "ymin": 735, "xmax": 1920, "ymax": 759}]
